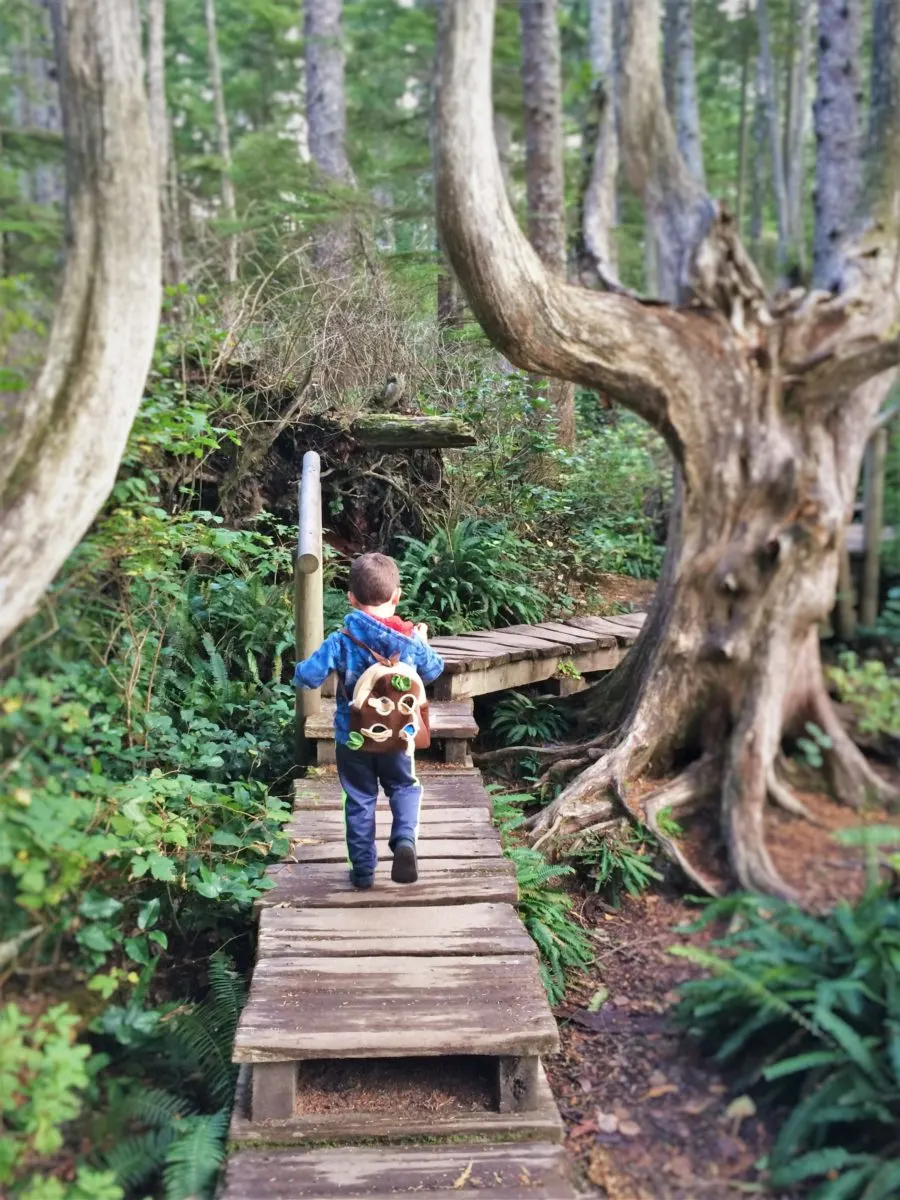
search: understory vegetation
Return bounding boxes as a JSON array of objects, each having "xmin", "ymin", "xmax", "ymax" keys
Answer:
[{"xmin": 672, "ymin": 857, "xmax": 900, "ymax": 1200}]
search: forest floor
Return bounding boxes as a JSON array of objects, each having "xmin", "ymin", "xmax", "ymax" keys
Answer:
[{"xmin": 548, "ymin": 784, "xmax": 896, "ymax": 1199}]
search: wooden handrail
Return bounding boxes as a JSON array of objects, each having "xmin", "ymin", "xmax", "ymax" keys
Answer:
[{"xmin": 295, "ymin": 451, "xmax": 324, "ymax": 757}]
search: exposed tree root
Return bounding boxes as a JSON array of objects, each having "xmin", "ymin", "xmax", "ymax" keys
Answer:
[
  {"xmin": 643, "ymin": 757, "xmax": 725, "ymax": 896},
  {"xmin": 812, "ymin": 686, "xmax": 899, "ymax": 810},
  {"xmin": 766, "ymin": 759, "xmax": 824, "ymax": 825}
]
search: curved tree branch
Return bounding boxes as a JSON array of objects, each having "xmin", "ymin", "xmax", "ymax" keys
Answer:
[
  {"xmin": 434, "ymin": 0, "xmax": 719, "ymax": 443},
  {"xmin": 0, "ymin": 0, "xmax": 161, "ymax": 645}
]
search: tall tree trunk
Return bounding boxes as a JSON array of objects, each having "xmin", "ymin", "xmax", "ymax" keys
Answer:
[
  {"xmin": 435, "ymin": 0, "xmax": 900, "ymax": 897},
  {"xmin": 757, "ymin": 0, "xmax": 792, "ymax": 271},
  {"xmin": 748, "ymin": 54, "xmax": 767, "ymax": 260},
  {"xmin": 305, "ymin": 0, "xmax": 353, "ymax": 269},
  {"xmin": 662, "ymin": 0, "xmax": 705, "ymax": 186},
  {"xmin": 203, "ymin": 0, "xmax": 237, "ymax": 284},
  {"xmin": 0, "ymin": 0, "xmax": 161, "ymax": 645},
  {"xmin": 18, "ymin": 0, "xmax": 65, "ymax": 209},
  {"xmin": 734, "ymin": 6, "xmax": 751, "ymax": 235},
  {"xmin": 860, "ymin": 427, "xmax": 888, "ymax": 626},
  {"xmin": 519, "ymin": 0, "xmax": 575, "ymax": 447},
  {"xmin": 580, "ymin": 0, "xmax": 619, "ymax": 286},
  {"xmin": 869, "ymin": 0, "xmax": 900, "ymax": 207},
  {"xmin": 785, "ymin": 0, "xmax": 812, "ymax": 267},
  {"xmin": 812, "ymin": 0, "xmax": 862, "ymax": 290},
  {"xmin": 147, "ymin": 0, "xmax": 183, "ymax": 289}
]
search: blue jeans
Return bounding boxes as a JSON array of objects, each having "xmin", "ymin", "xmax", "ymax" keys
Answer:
[{"xmin": 335, "ymin": 744, "xmax": 421, "ymax": 876}]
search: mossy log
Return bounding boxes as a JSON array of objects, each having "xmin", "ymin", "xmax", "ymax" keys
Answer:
[{"xmin": 348, "ymin": 414, "xmax": 476, "ymax": 448}]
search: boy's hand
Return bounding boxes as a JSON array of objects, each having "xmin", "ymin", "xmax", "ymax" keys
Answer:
[{"xmin": 414, "ymin": 622, "xmax": 429, "ymax": 642}]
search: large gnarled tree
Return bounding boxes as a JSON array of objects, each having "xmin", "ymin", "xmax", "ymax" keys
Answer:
[
  {"xmin": 0, "ymin": 0, "xmax": 160, "ymax": 645},
  {"xmin": 435, "ymin": 0, "xmax": 899, "ymax": 897}
]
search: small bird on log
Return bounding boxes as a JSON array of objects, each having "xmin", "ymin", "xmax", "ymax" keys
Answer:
[{"xmin": 373, "ymin": 373, "xmax": 406, "ymax": 411}]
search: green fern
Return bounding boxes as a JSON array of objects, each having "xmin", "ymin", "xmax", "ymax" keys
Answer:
[
  {"xmin": 490, "ymin": 797, "xmax": 593, "ymax": 1005},
  {"xmin": 670, "ymin": 885, "xmax": 900, "ymax": 1199},
  {"xmin": 163, "ymin": 1110, "xmax": 229, "ymax": 1200}
]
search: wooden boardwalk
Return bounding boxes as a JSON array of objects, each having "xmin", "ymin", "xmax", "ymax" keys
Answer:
[
  {"xmin": 222, "ymin": 767, "xmax": 575, "ymax": 1199},
  {"xmin": 305, "ymin": 612, "xmax": 647, "ymax": 765}
]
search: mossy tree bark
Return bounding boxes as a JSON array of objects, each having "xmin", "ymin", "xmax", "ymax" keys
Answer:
[
  {"xmin": 0, "ymin": 0, "xmax": 161, "ymax": 645},
  {"xmin": 435, "ymin": 0, "xmax": 900, "ymax": 897}
]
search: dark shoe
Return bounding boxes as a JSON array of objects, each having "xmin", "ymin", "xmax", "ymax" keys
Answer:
[
  {"xmin": 349, "ymin": 870, "xmax": 374, "ymax": 890},
  {"xmin": 391, "ymin": 839, "xmax": 418, "ymax": 884}
]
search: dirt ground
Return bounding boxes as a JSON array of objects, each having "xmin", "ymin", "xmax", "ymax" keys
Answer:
[
  {"xmin": 547, "ymin": 884, "xmax": 805, "ymax": 1200},
  {"xmin": 547, "ymin": 784, "xmax": 898, "ymax": 1199}
]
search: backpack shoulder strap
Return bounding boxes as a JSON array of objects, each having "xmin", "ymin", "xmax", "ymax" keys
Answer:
[{"xmin": 340, "ymin": 628, "xmax": 398, "ymax": 667}]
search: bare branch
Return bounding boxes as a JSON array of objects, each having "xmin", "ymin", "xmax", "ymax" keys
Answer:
[{"xmin": 787, "ymin": 336, "xmax": 900, "ymax": 402}]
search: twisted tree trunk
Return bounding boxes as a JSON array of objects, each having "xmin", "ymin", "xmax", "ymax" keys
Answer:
[
  {"xmin": 435, "ymin": 0, "xmax": 900, "ymax": 897},
  {"xmin": 0, "ymin": 0, "xmax": 161, "ymax": 645}
]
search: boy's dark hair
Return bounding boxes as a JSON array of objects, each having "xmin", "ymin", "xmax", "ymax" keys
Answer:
[{"xmin": 349, "ymin": 552, "xmax": 400, "ymax": 606}]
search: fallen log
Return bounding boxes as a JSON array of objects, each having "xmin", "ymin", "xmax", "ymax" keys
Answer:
[{"xmin": 348, "ymin": 414, "xmax": 476, "ymax": 448}]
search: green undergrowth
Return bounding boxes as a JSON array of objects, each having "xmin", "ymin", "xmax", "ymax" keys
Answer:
[
  {"xmin": 490, "ymin": 790, "xmax": 593, "ymax": 1005},
  {"xmin": 670, "ymin": 852, "xmax": 900, "ymax": 1199}
]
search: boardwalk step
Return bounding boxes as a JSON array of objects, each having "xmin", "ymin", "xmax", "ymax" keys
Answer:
[
  {"xmin": 294, "ymin": 769, "xmax": 491, "ymax": 811},
  {"xmin": 288, "ymin": 806, "xmax": 493, "ymax": 839},
  {"xmin": 257, "ymin": 903, "xmax": 536, "ymax": 958},
  {"xmin": 289, "ymin": 837, "xmax": 504, "ymax": 863},
  {"xmin": 229, "ymin": 1059, "xmax": 562, "ymax": 1146},
  {"xmin": 220, "ymin": 1141, "xmax": 575, "ymax": 1198},
  {"xmin": 233, "ymin": 953, "xmax": 557, "ymax": 1063},
  {"xmin": 259, "ymin": 858, "xmax": 517, "ymax": 909}
]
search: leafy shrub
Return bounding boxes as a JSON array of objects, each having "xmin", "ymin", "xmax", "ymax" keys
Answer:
[
  {"xmin": 828, "ymin": 651, "xmax": 900, "ymax": 738},
  {"xmin": 98, "ymin": 954, "xmax": 242, "ymax": 1199},
  {"xmin": 873, "ymin": 587, "xmax": 900, "ymax": 643},
  {"xmin": 794, "ymin": 720, "xmax": 834, "ymax": 769},
  {"xmin": 490, "ymin": 691, "xmax": 570, "ymax": 746},
  {"xmin": 491, "ymin": 791, "xmax": 593, "ymax": 1004},
  {"xmin": 671, "ymin": 883, "xmax": 900, "ymax": 1198},
  {"xmin": 569, "ymin": 827, "xmax": 663, "ymax": 902},
  {"xmin": 398, "ymin": 518, "xmax": 548, "ymax": 634},
  {"xmin": 0, "ymin": 1004, "xmax": 121, "ymax": 1198}
]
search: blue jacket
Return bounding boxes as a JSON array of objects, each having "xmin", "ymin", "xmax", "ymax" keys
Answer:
[{"xmin": 293, "ymin": 609, "xmax": 445, "ymax": 744}]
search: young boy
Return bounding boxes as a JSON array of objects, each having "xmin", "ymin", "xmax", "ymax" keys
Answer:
[{"xmin": 293, "ymin": 552, "xmax": 444, "ymax": 889}]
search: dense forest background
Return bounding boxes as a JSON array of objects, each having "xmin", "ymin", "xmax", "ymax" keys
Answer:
[{"xmin": 1, "ymin": 0, "xmax": 899, "ymax": 1197}]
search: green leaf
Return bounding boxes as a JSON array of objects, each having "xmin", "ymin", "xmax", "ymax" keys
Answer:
[
  {"xmin": 137, "ymin": 898, "xmax": 161, "ymax": 930},
  {"xmin": 148, "ymin": 854, "xmax": 177, "ymax": 882},
  {"xmin": 78, "ymin": 891, "xmax": 124, "ymax": 921}
]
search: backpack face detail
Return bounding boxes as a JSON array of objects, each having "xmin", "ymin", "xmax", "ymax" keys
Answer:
[{"xmin": 347, "ymin": 660, "xmax": 431, "ymax": 754}]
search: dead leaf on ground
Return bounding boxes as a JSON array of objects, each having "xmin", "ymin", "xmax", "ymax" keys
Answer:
[
  {"xmin": 452, "ymin": 1161, "xmax": 472, "ymax": 1189},
  {"xmin": 681, "ymin": 1096, "xmax": 713, "ymax": 1115},
  {"xmin": 595, "ymin": 1110, "xmax": 619, "ymax": 1134},
  {"xmin": 618, "ymin": 1119, "xmax": 641, "ymax": 1138},
  {"xmin": 639, "ymin": 1083, "xmax": 678, "ymax": 1102}
]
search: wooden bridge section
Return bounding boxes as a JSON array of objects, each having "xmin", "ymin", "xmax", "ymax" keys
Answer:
[{"xmin": 222, "ymin": 767, "xmax": 575, "ymax": 1199}]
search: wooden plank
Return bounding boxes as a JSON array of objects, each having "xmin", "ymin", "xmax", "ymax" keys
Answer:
[
  {"xmin": 288, "ymin": 837, "xmax": 503, "ymax": 863},
  {"xmin": 258, "ymin": 859, "xmax": 517, "ymax": 910},
  {"xmin": 565, "ymin": 615, "xmax": 640, "ymax": 643},
  {"xmin": 305, "ymin": 699, "xmax": 478, "ymax": 742},
  {"xmin": 256, "ymin": 903, "xmax": 535, "ymax": 958},
  {"xmin": 533, "ymin": 619, "xmax": 617, "ymax": 645},
  {"xmin": 221, "ymin": 1142, "xmax": 575, "ymax": 1199},
  {"xmin": 229, "ymin": 1061, "xmax": 563, "ymax": 1144},
  {"xmin": 233, "ymin": 954, "xmax": 558, "ymax": 1061},
  {"xmin": 440, "ymin": 643, "xmax": 624, "ymax": 700},
  {"xmin": 497, "ymin": 1055, "xmax": 539, "ymax": 1113},
  {"xmin": 251, "ymin": 1061, "xmax": 296, "ymax": 1122},
  {"xmin": 459, "ymin": 630, "xmax": 566, "ymax": 655},
  {"xmin": 293, "ymin": 774, "xmax": 492, "ymax": 812},
  {"xmin": 288, "ymin": 807, "xmax": 492, "ymax": 840}
]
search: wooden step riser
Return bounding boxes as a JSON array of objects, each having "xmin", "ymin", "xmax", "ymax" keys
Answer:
[
  {"xmin": 230, "ymin": 1061, "xmax": 562, "ymax": 1141},
  {"xmin": 258, "ymin": 859, "xmax": 517, "ymax": 909}
]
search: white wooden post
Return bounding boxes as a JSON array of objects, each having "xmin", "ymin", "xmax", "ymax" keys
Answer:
[{"xmin": 295, "ymin": 451, "xmax": 324, "ymax": 760}]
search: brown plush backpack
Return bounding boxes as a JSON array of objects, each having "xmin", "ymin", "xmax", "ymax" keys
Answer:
[{"xmin": 339, "ymin": 630, "xmax": 431, "ymax": 754}]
